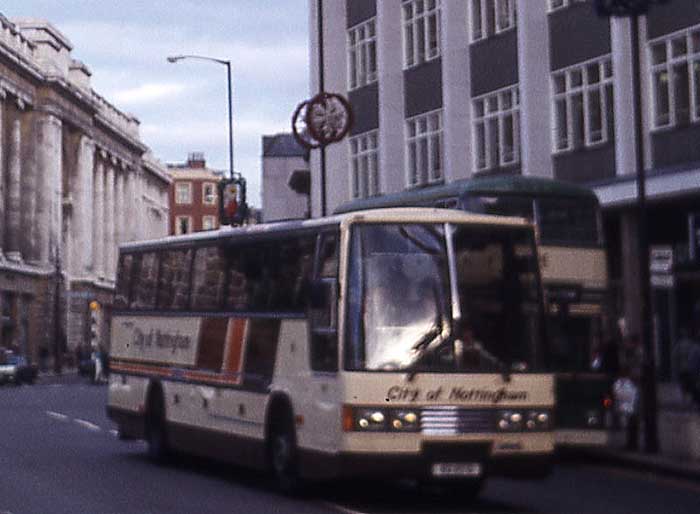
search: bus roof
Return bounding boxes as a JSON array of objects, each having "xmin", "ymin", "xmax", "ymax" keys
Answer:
[
  {"xmin": 334, "ymin": 175, "xmax": 597, "ymax": 214},
  {"xmin": 120, "ymin": 207, "xmax": 531, "ymax": 253}
]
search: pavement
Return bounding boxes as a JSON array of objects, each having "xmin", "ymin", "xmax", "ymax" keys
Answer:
[{"xmin": 567, "ymin": 381, "xmax": 700, "ymax": 482}]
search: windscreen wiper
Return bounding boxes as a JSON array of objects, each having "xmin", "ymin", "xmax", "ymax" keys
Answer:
[
  {"xmin": 405, "ymin": 316, "xmax": 451, "ymax": 381},
  {"xmin": 464, "ymin": 340, "xmax": 512, "ymax": 382}
]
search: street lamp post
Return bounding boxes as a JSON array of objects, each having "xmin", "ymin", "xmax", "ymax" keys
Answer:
[
  {"xmin": 594, "ymin": 0, "xmax": 667, "ymax": 454},
  {"xmin": 167, "ymin": 54, "xmax": 234, "ymax": 179}
]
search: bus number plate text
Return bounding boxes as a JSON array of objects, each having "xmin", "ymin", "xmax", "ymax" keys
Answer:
[{"xmin": 431, "ymin": 462, "xmax": 482, "ymax": 478}]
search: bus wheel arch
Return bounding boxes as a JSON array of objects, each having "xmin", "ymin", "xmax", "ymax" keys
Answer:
[
  {"xmin": 145, "ymin": 380, "xmax": 170, "ymax": 462},
  {"xmin": 265, "ymin": 393, "xmax": 303, "ymax": 494}
]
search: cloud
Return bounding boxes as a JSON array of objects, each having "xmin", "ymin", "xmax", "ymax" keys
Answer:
[
  {"xmin": 112, "ymin": 82, "xmax": 190, "ymax": 106},
  {"xmin": 141, "ymin": 117, "xmax": 288, "ymax": 147}
]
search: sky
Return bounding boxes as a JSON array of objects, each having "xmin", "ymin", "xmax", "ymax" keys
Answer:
[{"xmin": 4, "ymin": 0, "xmax": 310, "ymax": 207}]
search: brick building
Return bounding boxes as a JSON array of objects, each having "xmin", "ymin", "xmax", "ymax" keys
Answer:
[{"xmin": 167, "ymin": 152, "xmax": 224, "ymax": 235}]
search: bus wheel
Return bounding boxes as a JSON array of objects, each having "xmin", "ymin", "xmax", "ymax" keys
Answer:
[
  {"xmin": 145, "ymin": 389, "xmax": 169, "ymax": 462},
  {"xmin": 269, "ymin": 416, "xmax": 304, "ymax": 495}
]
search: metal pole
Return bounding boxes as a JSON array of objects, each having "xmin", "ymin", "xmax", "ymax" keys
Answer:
[
  {"xmin": 630, "ymin": 13, "xmax": 659, "ymax": 453},
  {"xmin": 226, "ymin": 61, "xmax": 234, "ymax": 180},
  {"xmin": 317, "ymin": 0, "xmax": 327, "ymax": 217}
]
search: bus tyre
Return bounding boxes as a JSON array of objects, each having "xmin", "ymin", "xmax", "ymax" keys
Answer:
[
  {"xmin": 269, "ymin": 416, "xmax": 304, "ymax": 495},
  {"xmin": 145, "ymin": 389, "xmax": 169, "ymax": 462}
]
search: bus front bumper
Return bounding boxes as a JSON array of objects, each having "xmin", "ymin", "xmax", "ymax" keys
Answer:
[{"xmin": 299, "ymin": 443, "xmax": 553, "ymax": 481}]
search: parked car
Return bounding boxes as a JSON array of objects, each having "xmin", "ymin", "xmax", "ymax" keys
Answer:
[{"xmin": 0, "ymin": 350, "xmax": 38, "ymax": 385}]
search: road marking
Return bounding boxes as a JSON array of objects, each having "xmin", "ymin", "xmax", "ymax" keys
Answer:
[
  {"xmin": 74, "ymin": 419, "xmax": 102, "ymax": 431},
  {"xmin": 45, "ymin": 410, "xmax": 69, "ymax": 421},
  {"xmin": 319, "ymin": 501, "xmax": 370, "ymax": 514},
  {"xmin": 109, "ymin": 429, "xmax": 119, "ymax": 437}
]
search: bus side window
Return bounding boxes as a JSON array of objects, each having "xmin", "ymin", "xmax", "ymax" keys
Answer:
[
  {"xmin": 243, "ymin": 319, "xmax": 281, "ymax": 389},
  {"xmin": 191, "ymin": 246, "xmax": 225, "ymax": 311},
  {"xmin": 196, "ymin": 317, "xmax": 229, "ymax": 372},
  {"xmin": 157, "ymin": 249, "xmax": 193, "ymax": 310},
  {"xmin": 225, "ymin": 249, "xmax": 249, "ymax": 311},
  {"xmin": 309, "ymin": 233, "xmax": 339, "ymax": 372},
  {"xmin": 115, "ymin": 254, "xmax": 134, "ymax": 309},
  {"xmin": 130, "ymin": 252, "xmax": 158, "ymax": 310}
]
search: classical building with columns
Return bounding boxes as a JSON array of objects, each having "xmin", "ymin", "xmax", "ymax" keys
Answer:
[
  {"xmin": 309, "ymin": 1, "xmax": 700, "ymax": 382},
  {"xmin": 0, "ymin": 16, "xmax": 170, "ymax": 365}
]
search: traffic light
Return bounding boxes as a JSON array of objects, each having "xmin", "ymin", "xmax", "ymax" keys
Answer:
[
  {"xmin": 219, "ymin": 175, "xmax": 248, "ymax": 226},
  {"xmin": 89, "ymin": 300, "xmax": 101, "ymax": 350}
]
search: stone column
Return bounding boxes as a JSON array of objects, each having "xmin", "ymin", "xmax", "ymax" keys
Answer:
[
  {"xmin": 376, "ymin": 0, "xmax": 405, "ymax": 195},
  {"xmin": 73, "ymin": 136, "xmax": 94, "ymax": 275},
  {"xmin": 93, "ymin": 160, "xmax": 105, "ymax": 278},
  {"xmin": 0, "ymin": 91, "xmax": 5, "ymax": 259},
  {"xmin": 517, "ymin": 0, "xmax": 553, "ymax": 178},
  {"xmin": 104, "ymin": 162, "xmax": 115, "ymax": 280},
  {"xmin": 6, "ymin": 115, "xmax": 23, "ymax": 262},
  {"xmin": 115, "ymin": 170, "xmax": 125, "ymax": 248},
  {"xmin": 35, "ymin": 112, "xmax": 62, "ymax": 266},
  {"xmin": 442, "ymin": 0, "xmax": 472, "ymax": 182}
]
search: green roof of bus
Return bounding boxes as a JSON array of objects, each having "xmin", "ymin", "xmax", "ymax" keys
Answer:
[{"xmin": 334, "ymin": 175, "xmax": 597, "ymax": 214}]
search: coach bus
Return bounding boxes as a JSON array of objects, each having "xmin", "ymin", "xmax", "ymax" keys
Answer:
[
  {"xmin": 335, "ymin": 176, "xmax": 612, "ymax": 447},
  {"xmin": 107, "ymin": 207, "xmax": 554, "ymax": 495}
]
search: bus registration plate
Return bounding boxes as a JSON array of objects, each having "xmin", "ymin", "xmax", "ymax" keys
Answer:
[{"xmin": 431, "ymin": 462, "xmax": 482, "ymax": 478}]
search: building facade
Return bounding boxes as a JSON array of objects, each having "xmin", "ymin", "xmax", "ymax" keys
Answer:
[
  {"xmin": 261, "ymin": 133, "xmax": 309, "ymax": 222},
  {"xmin": 0, "ymin": 16, "xmax": 170, "ymax": 365},
  {"xmin": 309, "ymin": 0, "xmax": 700, "ymax": 380},
  {"xmin": 167, "ymin": 152, "xmax": 223, "ymax": 235}
]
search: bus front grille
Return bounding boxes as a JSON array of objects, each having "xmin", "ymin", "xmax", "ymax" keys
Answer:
[{"xmin": 420, "ymin": 407, "xmax": 495, "ymax": 435}]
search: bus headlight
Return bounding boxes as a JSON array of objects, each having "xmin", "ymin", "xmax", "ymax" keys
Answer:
[
  {"xmin": 353, "ymin": 409, "xmax": 387, "ymax": 431},
  {"xmin": 527, "ymin": 411, "xmax": 552, "ymax": 430},
  {"xmin": 344, "ymin": 407, "xmax": 420, "ymax": 432},
  {"xmin": 390, "ymin": 410, "xmax": 420, "ymax": 431},
  {"xmin": 497, "ymin": 411, "xmax": 523, "ymax": 431},
  {"xmin": 498, "ymin": 410, "xmax": 552, "ymax": 431}
]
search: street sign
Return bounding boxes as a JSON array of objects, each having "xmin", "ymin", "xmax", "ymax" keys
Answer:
[{"xmin": 649, "ymin": 246, "xmax": 673, "ymax": 274}]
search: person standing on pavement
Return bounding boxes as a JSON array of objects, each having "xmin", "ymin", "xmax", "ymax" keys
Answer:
[
  {"xmin": 673, "ymin": 327, "xmax": 700, "ymax": 407},
  {"xmin": 615, "ymin": 322, "xmax": 643, "ymax": 451}
]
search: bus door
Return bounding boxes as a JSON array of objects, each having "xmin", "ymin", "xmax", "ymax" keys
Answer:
[{"xmin": 306, "ymin": 232, "xmax": 341, "ymax": 450}]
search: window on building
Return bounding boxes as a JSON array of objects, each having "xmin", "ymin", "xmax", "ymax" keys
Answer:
[
  {"xmin": 650, "ymin": 25, "xmax": 700, "ymax": 129},
  {"xmin": 548, "ymin": 0, "xmax": 587, "ymax": 12},
  {"xmin": 470, "ymin": 0, "xmax": 517, "ymax": 42},
  {"xmin": 349, "ymin": 131, "xmax": 379, "ymax": 199},
  {"xmin": 175, "ymin": 182, "xmax": 192, "ymax": 204},
  {"xmin": 403, "ymin": 0, "xmax": 441, "ymax": 69},
  {"xmin": 552, "ymin": 56, "xmax": 614, "ymax": 152},
  {"xmin": 202, "ymin": 216, "xmax": 217, "ymax": 231},
  {"xmin": 406, "ymin": 110, "xmax": 443, "ymax": 187},
  {"xmin": 473, "ymin": 85, "xmax": 520, "ymax": 171},
  {"xmin": 202, "ymin": 182, "xmax": 217, "ymax": 205},
  {"xmin": 348, "ymin": 18, "xmax": 377, "ymax": 90},
  {"xmin": 176, "ymin": 216, "xmax": 192, "ymax": 235}
]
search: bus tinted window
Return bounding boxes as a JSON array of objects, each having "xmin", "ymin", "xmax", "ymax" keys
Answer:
[
  {"xmin": 191, "ymin": 246, "xmax": 226, "ymax": 311},
  {"xmin": 225, "ymin": 237, "xmax": 315, "ymax": 313},
  {"xmin": 310, "ymin": 232, "xmax": 339, "ymax": 372},
  {"xmin": 536, "ymin": 198, "xmax": 599, "ymax": 244},
  {"xmin": 157, "ymin": 249, "xmax": 193, "ymax": 310},
  {"xmin": 243, "ymin": 319, "xmax": 281, "ymax": 387},
  {"xmin": 115, "ymin": 254, "xmax": 133, "ymax": 309},
  {"xmin": 130, "ymin": 252, "xmax": 158, "ymax": 309}
]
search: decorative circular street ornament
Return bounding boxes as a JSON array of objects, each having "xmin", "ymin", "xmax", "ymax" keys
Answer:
[
  {"xmin": 291, "ymin": 99, "xmax": 321, "ymax": 150},
  {"xmin": 305, "ymin": 92, "xmax": 353, "ymax": 146}
]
